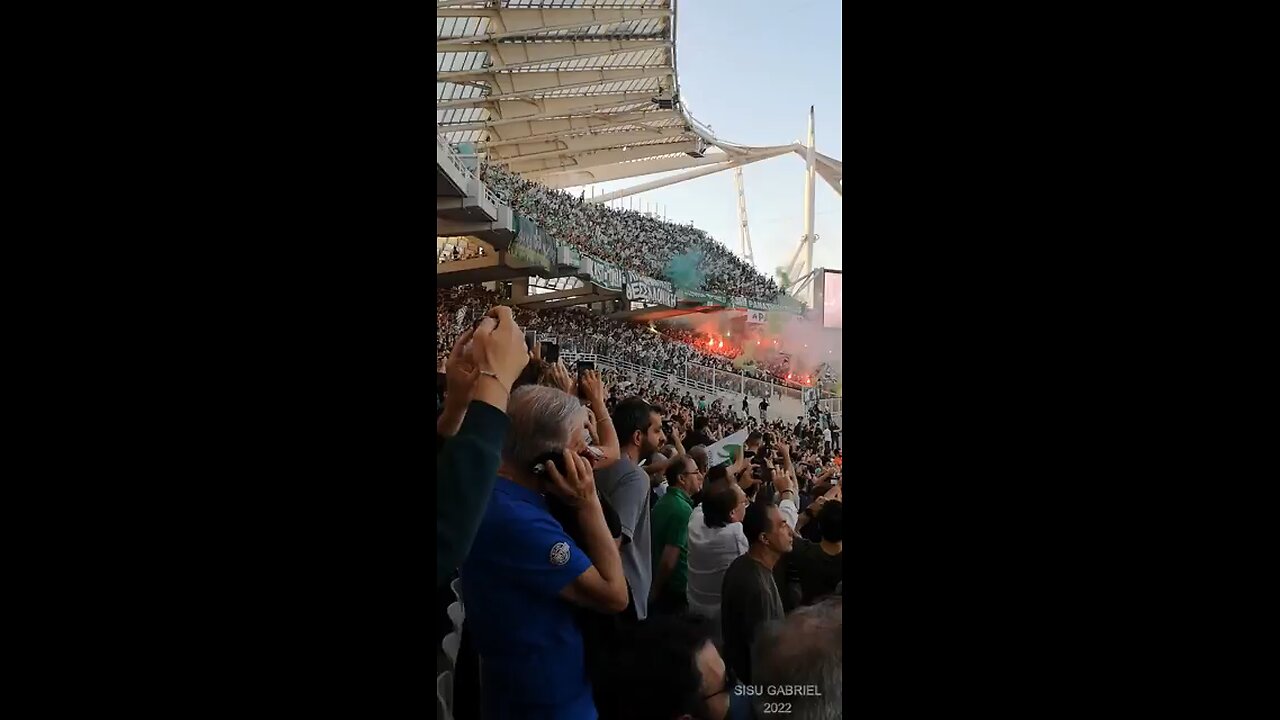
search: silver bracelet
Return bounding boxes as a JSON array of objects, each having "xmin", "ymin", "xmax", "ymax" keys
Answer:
[{"xmin": 478, "ymin": 370, "xmax": 509, "ymax": 392}]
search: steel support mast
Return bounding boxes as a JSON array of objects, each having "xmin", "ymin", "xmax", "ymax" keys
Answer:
[
  {"xmin": 783, "ymin": 106, "xmax": 819, "ymax": 307},
  {"xmin": 734, "ymin": 167, "xmax": 755, "ymax": 265}
]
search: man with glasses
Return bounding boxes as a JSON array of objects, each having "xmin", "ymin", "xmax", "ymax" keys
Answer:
[
  {"xmin": 595, "ymin": 614, "xmax": 734, "ymax": 720},
  {"xmin": 649, "ymin": 453, "xmax": 703, "ymax": 615}
]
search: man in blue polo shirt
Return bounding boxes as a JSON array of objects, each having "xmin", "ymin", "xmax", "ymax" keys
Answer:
[{"xmin": 461, "ymin": 385, "xmax": 629, "ymax": 720}]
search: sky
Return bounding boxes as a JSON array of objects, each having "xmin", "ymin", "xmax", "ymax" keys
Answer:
[{"xmin": 564, "ymin": 0, "xmax": 844, "ymax": 287}]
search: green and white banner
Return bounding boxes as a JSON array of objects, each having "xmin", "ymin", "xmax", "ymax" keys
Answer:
[
  {"xmin": 558, "ymin": 245, "xmax": 581, "ymax": 268},
  {"xmin": 510, "ymin": 214, "xmax": 557, "ymax": 270},
  {"xmin": 556, "ymin": 247, "xmax": 804, "ymax": 315},
  {"xmin": 575, "ymin": 254, "xmax": 676, "ymax": 307},
  {"xmin": 680, "ymin": 290, "xmax": 804, "ymax": 316},
  {"xmin": 578, "ymin": 254, "xmax": 628, "ymax": 291},
  {"xmin": 624, "ymin": 278, "xmax": 676, "ymax": 308},
  {"xmin": 706, "ymin": 429, "xmax": 749, "ymax": 468}
]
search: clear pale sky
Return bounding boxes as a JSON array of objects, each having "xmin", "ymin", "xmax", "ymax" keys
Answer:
[{"xmin": 565, "ymin": 0, "xmax": 844, "ymax": 284}]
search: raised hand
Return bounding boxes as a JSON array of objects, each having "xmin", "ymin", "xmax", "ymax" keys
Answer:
[
  {"xmin": 548, "ymin": 360, "xmax": 576, "ymax": 395},
  {"xmin": 545, "ymin": 450, "xmax": 598, "ymax": 509},
  {"xmin": 772, "ymin": 468, "xmax": 795, "ymax": 495},
  {"xmin": 470, "ymin": 305, "xmax": 530, "ymax": 390},
  {"xmin": 579, "ymin": 368, "xmax": 605, "ymax": 405},
  {"xmin": 445, "ymin": 328, "xmax": 481, "ymax": 403}
]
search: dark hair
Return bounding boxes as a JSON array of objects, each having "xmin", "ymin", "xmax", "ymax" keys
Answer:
[
  {"xmin": 650, "ymin": 404, "xmax": 667, "ymax": 417},
  {"xmin": 598, "ymin": 614, "xmax": 716, "ymax": 720},
  {"xmin": 664, "ymin": 453, "xmax": 694, "ymax": 487},
  {"xmin": 513, "ymin": 359, "xmax": 546, "ymax": 389},
  {"xmin": 703, "ymin": 484, "xmax": 740, "ymax": 528},
  {"xmin": 818, "ymin": 500, "xmax": 842, "ymax": 543},
  {"xmin": 747, "ymin": 431, "xmax": 763, "ymax": 446},
  {"xmin": 742, "ymin": 502, "xmax": 774, "ymax": 546},
  {"xmin": 694, "ymin": 415, "xmax": 709, "ymax": 431},
  {"xmin": 705, "ymin": 464, "xmax": 729, "ymax": 485},
  {"xmin": 612, "ymin": 397, "xmax": 654, "ymax": 446}
]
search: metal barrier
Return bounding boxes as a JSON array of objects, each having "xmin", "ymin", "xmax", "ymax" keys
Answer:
[
  {"xmin": 437, "ymin": 133, "xmax": 475, "ymax": 184},
  {"xmin": 550, "ymin": 349, "xmax": 841, "ymax": 410}
]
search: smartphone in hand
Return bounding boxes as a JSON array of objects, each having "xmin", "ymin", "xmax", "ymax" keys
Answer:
[{"xmin": 541, "ymin": 341, "xmax": 559, "ymax": 364}]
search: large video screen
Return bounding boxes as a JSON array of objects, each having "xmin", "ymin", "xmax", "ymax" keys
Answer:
[{"xmin": 823, "ymin": 270, "xmax": 842, "ymax": 329}]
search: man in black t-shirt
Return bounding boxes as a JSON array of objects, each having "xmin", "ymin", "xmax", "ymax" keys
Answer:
[
  {"xmin": 720, "ymin": 502, "xmax": 790, "ymax": 683},
  {"xmin": 778, "ymin": 499, "xmax": 843, "ymax": 607},
  {"xmin": 758, "ymin": 397, "xmax": 769, "ymax": 422}
]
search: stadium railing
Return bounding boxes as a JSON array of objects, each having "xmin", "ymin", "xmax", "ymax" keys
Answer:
[
  {"xmin": 437, "ymin": 133, "xmax": 475, "ymax": 184},
  {"xmin": 557, "ymin": 349, "xmax": 815, "ymax": 422}
]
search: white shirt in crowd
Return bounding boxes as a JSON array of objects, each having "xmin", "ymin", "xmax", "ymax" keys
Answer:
[
  {"xmin": 778, "ymin": 496, "xmax": 799, "ymax": 531},
  {"xmin": 823, "ymin": 428, "xmax": 832, "ymax": 444},
  {"xmin": 685, "ymin": 505, "xmax": 750, "ymax": 621}
]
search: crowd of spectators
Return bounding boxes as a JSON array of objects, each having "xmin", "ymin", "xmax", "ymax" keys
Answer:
[
  {"xmin": 438, "ymin": 242, "xmax": 487, "ymax": 264},
  {"xmin": 436, "ymin": 299, "xmax": 843, "ymax": 719},
  {"xmin": 481, "ymin": 162, "xmax": 781, "ymax": 302},
  {"xmin": 436, "ymin": 286, "xmax": 827, "ymax": 393}
]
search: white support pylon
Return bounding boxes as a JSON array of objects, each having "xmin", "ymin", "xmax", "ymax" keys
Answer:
[
  {"xmin": 784, "ymin": 106, "xmax": 819, "ymax": 307},
  {"xmin": 734, "ymin": 167, "xmax": 755, "ymax": 266},
  {"xmin": 797, "ymin": 105, "xmax": 818, "ymax": 306}
]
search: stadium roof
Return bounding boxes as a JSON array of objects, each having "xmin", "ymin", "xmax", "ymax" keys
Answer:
[{"xmin": 437, "ymin": 0, "xmax": 841, "ymax": 195}]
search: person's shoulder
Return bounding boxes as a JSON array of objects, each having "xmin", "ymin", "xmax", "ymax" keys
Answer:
[
  {"xmin": 599, "ymin": 458, "xmax": 644, "ymax": 485},
  {"xmin": 725, "ymin": 553, "xmax": 752, "ymax": 575},
  {"xmin": 482, "ymin": 483, "xmax": 527, "ymax": 518},
  {"xmin": 619, "ymin": 462, "xmax": 649, "ymax": 484},
  {"xmin": 675, "ymin": 493, "xmax": 696, "ymax": 516},
  {"xmin": 790, "ymin": 538, "xmax": 819, "ymax": 560},
  {"xmin": 594, "ymin": 458, "xmax": 626, "ymax": 480}
]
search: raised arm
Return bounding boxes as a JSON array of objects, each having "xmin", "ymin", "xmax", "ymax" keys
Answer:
[
  {"xmin": 553, "ymin": 452, "xmax": 629, "ymax": 614},
  {"xmin": 579, "ymin": 369, "xmax": 620, "ymax": 465},
  {"xmin": 436, "ymin": 328, "xmax": 480, "ymax": 439},
  {"xmin": 669, "ymin": 421, "xmax": 686, "ymax": 455},
  {"xmin": 436, "ymin": 306, "xmax": 528, "ymax": 586}
]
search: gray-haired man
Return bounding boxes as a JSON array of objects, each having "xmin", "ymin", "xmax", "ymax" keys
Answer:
[{"xmin": 750, "ymin": 597, "xmax": 842, "ymax": 719}]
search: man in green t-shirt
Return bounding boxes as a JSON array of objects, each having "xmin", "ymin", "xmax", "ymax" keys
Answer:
[{"xmin": 651, "ymin": 453, "xmax": 704, "ymax": 614}]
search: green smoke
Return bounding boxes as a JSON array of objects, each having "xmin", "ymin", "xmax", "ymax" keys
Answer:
[{"xmin": 665, "ymin": 249, "xmax": 705, "ymax": 291}]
